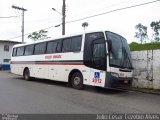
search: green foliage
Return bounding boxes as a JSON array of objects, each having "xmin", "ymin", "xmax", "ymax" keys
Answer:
[
  {"xmin": 129, "ymin": 42, "xmax": 160, "ymax": 51},
  {"xmin": 28, "ymin": 29, "xmax": 49, "ymax": 41},
  {"xmin": 150, "ymin": 20, "xmax": 160, "ymax": 41}
]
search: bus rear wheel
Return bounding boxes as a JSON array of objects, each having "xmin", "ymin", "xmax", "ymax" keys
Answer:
[
  {"xmin": 24, "ymin": 68, "xmax": 31, "ymax": 81},
  {"xmin": 71, "ymin": 72, "xmax": 84, "ymax": 90}
]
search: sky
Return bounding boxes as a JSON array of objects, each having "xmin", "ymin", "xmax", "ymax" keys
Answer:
[{"xmin": 0, "ymin": 0, "xmax": 160, "ymax": 43}]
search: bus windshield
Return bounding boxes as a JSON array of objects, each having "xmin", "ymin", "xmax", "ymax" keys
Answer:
[{"xmin": 106, "ymin": 32, "xmax": 132, "ymax": 69}]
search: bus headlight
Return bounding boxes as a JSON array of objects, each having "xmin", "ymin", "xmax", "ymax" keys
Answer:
[{"xmin": 111, "ymin": 72, "xmax": 119, "ymax": 78}]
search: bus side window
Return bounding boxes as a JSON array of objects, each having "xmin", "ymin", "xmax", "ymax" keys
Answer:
[
  {"xmin": 24, "ymin": 45, "xmax": 34, "ymax": 56},
  {"xmin": 34, "ymin": 42, "xmax": 46, "ymax": 55},
  {"xmin": 12, "ymin": 48, "xmax": 17, "ymax": 56},
  {"xmin": 71, "ymin": 36, "xmax": 82, "ymax": 52},
  {"xmin": 47, "ymin": 40, "xmax": 62, "ymax": 53},
  {"xmin": 34, "ymin": 44, "xmax": 39, "ymax": 55},
  {"xmin": 40, "ymin": 42, "xmax": 47, "ymax": 54},
  {"xmin": 17, "ymin": 47, "xmax": 25, "ymax": 56},
  {"xmin": 62, "ymin": 38, "xmax": 72, "ymax": 52},
  {"xmin": 47, "ymin": 41, "xmax": 58, "ymax": 54},
  {"xmin": 56, "ymin": 41, "xmax": 62, "ymax": 52}
]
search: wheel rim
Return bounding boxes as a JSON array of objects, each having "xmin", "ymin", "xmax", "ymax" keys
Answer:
[{"xmin": 73, "ymin": 76, "xmax": 81, "ymax": 86}]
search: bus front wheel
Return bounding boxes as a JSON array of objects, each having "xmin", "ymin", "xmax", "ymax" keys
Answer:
[
  {"xmin": 24, "ymin": 68, "xmax": 31, "ymax": 81},
  {"xmin": 71, "ymin": 72, "xmax": 84, "ymax": 90}
]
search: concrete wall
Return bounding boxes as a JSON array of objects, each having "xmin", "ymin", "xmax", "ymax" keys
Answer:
[{"xmin": 132, "ymin": 50, "xmax": 160, "ymax": 89}]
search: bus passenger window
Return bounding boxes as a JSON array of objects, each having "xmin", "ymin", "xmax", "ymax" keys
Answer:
[
  {"xmin": 34, "ymin": 42, "xmax": 46, "ymax": 55},
  {"xmin": 71, "ymin": 36, "xmax": 82, "ymax": 52},
  {"xmin": 47, "ymin": 41, "xmax": 59, "ymax": 54},
  {"xmin": 47, "ymin": 41, "xmax": 60, "ymax": 54},
  {"xmin": 56, "ymin": 41, "xmax": 61, "ymax": 52},
  {"xmin": 62, "ymin": 38, "xmax": 71, "ymax": 52},
  {"xmin": 12, "ymin": 48, "xmax": 17, "ymax": 56},
  {"xmin": 16, "ymin": 47, "xmax": 25, "ymax": 56},
  {"xmin": 24, "ymin": 45, "xmax": 34, "ymax": 55}
]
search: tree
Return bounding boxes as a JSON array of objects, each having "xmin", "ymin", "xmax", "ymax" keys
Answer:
[
  {"xmin": 150, "ymin": 20, "xmax": 160, "ymax": 41},
  {"xmin": 28, "ymin": 29, "xmax": 49, "ymax": 41},
  {"xmin": 134, "ymin": 23, "xmax": 148, "ymax": 44}
]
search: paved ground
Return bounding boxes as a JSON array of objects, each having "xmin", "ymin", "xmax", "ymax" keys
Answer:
[{"xmin": 0, "ymin": 71, "xmax": 160, "ymax": 114}]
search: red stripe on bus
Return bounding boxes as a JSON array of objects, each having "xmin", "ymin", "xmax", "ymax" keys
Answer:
[{"xmin": 11, "ymin": 62, "xmax": 84, "ymax": 65}]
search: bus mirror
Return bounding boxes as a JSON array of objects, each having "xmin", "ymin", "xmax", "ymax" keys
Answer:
[{"xmin": 108, "ymin": 40, "xmax": 112, "ymax": 52}]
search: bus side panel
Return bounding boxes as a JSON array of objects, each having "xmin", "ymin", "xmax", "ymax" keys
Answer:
[
  {"xmin": 11, "ymin": 57, "xmax": 24, "ymax": 76},
  {"xmin": 51, "ymin": 65, "xmax": 67, "ymax": 82},
  {"xmin": 48, "ymin": 52, "xmax": 84, "ymax": 82},
  {"xmin": 33, "ymin": 65, "xmax": 48, "ymax": 79}
]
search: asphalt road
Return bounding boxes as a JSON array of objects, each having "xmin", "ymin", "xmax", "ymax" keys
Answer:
[{"xmin": 0, "ymin": 71, "xmax": 160, "ymax": 114}]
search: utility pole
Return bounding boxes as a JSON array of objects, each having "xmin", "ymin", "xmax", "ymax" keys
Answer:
[
  {"xmin": 62, "ymin": 0, "xmax": 66, "ymax": 35},
  {"xmin": 12, "ymin": 5, "xmax": 27, "ymax": 43}
]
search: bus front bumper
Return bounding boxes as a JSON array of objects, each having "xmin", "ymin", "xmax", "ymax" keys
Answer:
[{"xmin": 104, "ymin": 72, "xmax": 133, "ymax": 88}]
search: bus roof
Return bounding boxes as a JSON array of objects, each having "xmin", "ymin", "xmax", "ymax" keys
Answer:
[
  {"xmin": 13, "ymin": 30, "xmax": 125, "ymax": 48},
  {"xmin": 13, "ymin": 30, "xmax": 106, "ymax": 48}
]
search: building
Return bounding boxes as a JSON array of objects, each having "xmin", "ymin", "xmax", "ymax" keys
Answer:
[{"xmin": 0, "ymin": 40, "xmax": 21, "ymax": 70}]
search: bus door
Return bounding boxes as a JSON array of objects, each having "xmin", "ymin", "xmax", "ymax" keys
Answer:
[{"xmin": 90, "ymin": 39, "xmax": 106, "ymax": 87}]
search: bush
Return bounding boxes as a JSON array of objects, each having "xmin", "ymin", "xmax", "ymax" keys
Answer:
[{"xmin": 129, "ymin": 42, "xmax": 160, "ymax": 51}]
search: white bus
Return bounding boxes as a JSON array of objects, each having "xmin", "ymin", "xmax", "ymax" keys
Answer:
[{"xmin": 11, "ymin": 31, "xmax": 133, "ymax": 89}]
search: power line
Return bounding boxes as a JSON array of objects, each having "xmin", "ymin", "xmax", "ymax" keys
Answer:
[
  {"xmin": 66, "ymin": 0, "xmax": 160, "ymax": 24},
  {"xmin": 8, "ymin": 25, "xmax": 56, "ymax": 40},
  {"xmin": 7, "ymin": 0, "xmax": 160, "ymax": 40},
  {"xmin": 0, "ymin": 16, "xmax": 17, "ymax": 18},
  {"xmin": 68, "ymin": 0, "xmax": 131, "ymax": 19}
]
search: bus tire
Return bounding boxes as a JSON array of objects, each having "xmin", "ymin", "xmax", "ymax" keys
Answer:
[
  {"xmin": 71, "ymin": 72, "xmax": 83, "ymax": 90},
  {"xmin": 23, "ymin": 68, "xmax": 31, "ymax": 81}
]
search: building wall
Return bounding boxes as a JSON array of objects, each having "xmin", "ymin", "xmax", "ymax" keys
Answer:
[
  {"xmin": 0, "ymin": 42, "xmax": 18, "ymax": 65},
  {"xmin": 132, "ymin": 50, "xmax": 160, "ymax": 89}
]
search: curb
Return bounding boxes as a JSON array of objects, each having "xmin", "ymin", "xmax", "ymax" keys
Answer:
[{"xmin": 125, "ymin": 87, "xmax": 160, "ymax": 95}]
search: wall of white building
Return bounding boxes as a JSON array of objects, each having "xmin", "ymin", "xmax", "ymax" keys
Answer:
[
  {"xmin": 132, "ymin": 50, "xmax": 160, "ymax": 89},
  {"xmin": 0, "ymin": 41, "xmax": 20, "ymax": 65}
]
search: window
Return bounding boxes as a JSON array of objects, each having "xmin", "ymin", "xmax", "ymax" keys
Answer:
[
  {"xmin": 92, "ymin": 41, "xmax": 106, "ymax": 70},
  {"xmin": 106, "ymin": 32, "xmax": 123, "ymax": 67},
  {"xmin": 106, "ymin": 31, "xmax": 132, "ymax": 69},
  {"xmin": 3, "ymin": 59, "xmax": 10, "ymax": 63},
  {"xmin": 62, "ymin": 36, "xmax": 82, "ymax": 53},
  {"xmin": 4, "ymin": 45, "xmax": 9, "ymax": 52},
  {"xmin": 16, "ymin": 47, "xmax": 25, "ymax": 56},
  {"xmin": 71, "ymin": 36, "xmax": 82, "ymax": 52},
  {"xmin": 46, "ymin": 40, "xmax": 60, "ymax": 54},
  {"xmin": 93, "ymin": 43, "xmax": 105, "ymax": 58},
  {"xmin": 12, "ymin": 48, "xmax": 17, "ymax": 56},
  {"xmin": 24, "ymin": 45, "xmax": 34, "ymax": 55},
  {"xmin": 62, "ymin": 38, "xmax": 72, "ymax": 52},
  {"xmin": 34, "ymin": 42, "xmax": 46, "ymax": 55},
  {"xmin": 83, "ymin": 32, "xmax": 106, "ymax": 70},
  {"xmin": 56, "ymin": 40, "xmax": 61, "ymax": 52}
]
